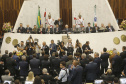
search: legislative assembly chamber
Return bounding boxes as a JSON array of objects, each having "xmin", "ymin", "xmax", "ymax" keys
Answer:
[{"xmin": 0, "ymin": 0, "xmax": 126, "ymax": 84}]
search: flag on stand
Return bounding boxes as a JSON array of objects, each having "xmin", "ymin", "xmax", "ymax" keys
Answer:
[
  {"xmin": 74, "ymin": 11, "xmax": 76, "ymax": 20},
  {"xmin": 93, "ymin": 14, "xmax": 97, "ymax": 27},
  {"xmin": 37, "ymin": 6, "xmax": 41, "ymax": 28},
  {"xmin": 44, "ymin": 10, "xmax": 46, "ymax": 17}
]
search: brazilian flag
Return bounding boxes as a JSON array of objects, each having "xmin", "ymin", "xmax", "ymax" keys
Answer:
[{"xmin": 37, "ymin": 6, "xmax": 41, "ymax": 28}]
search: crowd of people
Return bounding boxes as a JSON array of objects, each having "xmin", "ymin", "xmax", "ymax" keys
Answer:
[
  {"xmin": 0, "ymin": 36, "xmax": 126, "ymax": 84},
  {"xmin": 17, "ymin": 22, "xmax": 115, "ymax": 34},
  {"xmin": 17, "ymin": 14, "xmax": 115, "ymax": 34}
]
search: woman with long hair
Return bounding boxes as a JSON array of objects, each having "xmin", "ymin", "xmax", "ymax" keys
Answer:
[{"xmin": 26, "ymin": 71, "xmax": 35, "ymax": 81}]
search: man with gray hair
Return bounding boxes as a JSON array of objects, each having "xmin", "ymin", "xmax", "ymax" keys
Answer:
[
  {"xmin": 112, "ymin": 50, "xmax": 122, "ymax": 78},
  {"xmin": 80, "ymin": 53, "xmax": 89, "ymax": 82},
  {"xmin": 40, "ymin": 68, "xmax": 53, "ymax": 84},
  {"xmin": 93, "ymin": 52, "xmax": 101, "ymax": 78},
  {"xmin": 19, "ymin": 56, "xmax": 29, "ymax": 76}
]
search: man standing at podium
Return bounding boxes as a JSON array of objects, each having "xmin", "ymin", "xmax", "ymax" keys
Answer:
[
  {"xmin": 76, "ymin": 14, "xmax": 84, "ymax": 31},
  {"xmin": 46, "ymin": 13, "xmax": 54, "ymax": 32}
]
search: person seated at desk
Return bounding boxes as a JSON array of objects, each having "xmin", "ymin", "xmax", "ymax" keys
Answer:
[
  {"xmin": 31, "ymin": 25, "xmax": 38, "ymax": 34},
  {"xmin": 38, "ymin": 24, "xmax": 46, "ymax": 34},
  {"xmin": 62, "ymin": 24, "xmax": 71, "ymax": 34},
  {"xmin": 106, "ymin": 23, "xmax": 115, "ymax": 32},
  {"xmin": 86, "ymin": 22, "xmax": 92, "ymax": 33},
  {"xmin": 17, "ymin": 23, "xmax": 25, "ymax": 33},
  {"xmin": 72, "ymin": 24, "xmax": 76, "ymax": 32},
  {"xmin": 26, "ymin": 24, "xmax": 32, "ymax": 33},
  {"xmin": 46, "ymin": 25, "xmax": 53, "ymax": 34},
  {"xmin": 99, "ymin": 23, "xmax": 107, "ymax": 32},
  {"xmin": 79, "ymin": 24, "xmax": 85, "ymax": 33},
  {"xmin": 54, "ymin": 24, "xmax": 61, "ymax": 34},
  {"xmin": 91, "ymin": 23, "xmax": 100, "ymax": 33}
]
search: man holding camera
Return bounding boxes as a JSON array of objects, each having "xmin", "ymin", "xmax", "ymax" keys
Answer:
[
  {"xmin": 17, "ymin": 41, "xmax": 25, "ymax": 52},
  {"xmin": 41, "ymin": 42, "xmax": 49, "ymax": 55}
]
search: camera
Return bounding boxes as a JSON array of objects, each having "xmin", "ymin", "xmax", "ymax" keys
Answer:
[{"xmin": 14, "ymin": 44, "xmax": 20, "ymax": 48}]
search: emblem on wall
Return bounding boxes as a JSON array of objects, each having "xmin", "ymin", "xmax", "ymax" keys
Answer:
[
  {"xmin": 113, "ymin": 37, "xmax": 120, "ymax": 45},
  {"xmin": 12, "ymin": 39, "xmax": 18, "ymax": 46},
  {"xmin": 5, "ymin": 37, "xmax": 11, "ymax": 44},
  {"xmin": 121, "ymin": 35, "xmax": 126, "ymax": 42}
]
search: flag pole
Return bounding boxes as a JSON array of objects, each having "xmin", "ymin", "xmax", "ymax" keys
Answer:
[{"xmin": 45, "ymin": 8, "xmax": 46, "ymax": 29}]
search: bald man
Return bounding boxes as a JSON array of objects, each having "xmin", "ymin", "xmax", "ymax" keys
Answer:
[{"xmin": 41, "ymin": 42, "xmax": 49, "ymax": 55}]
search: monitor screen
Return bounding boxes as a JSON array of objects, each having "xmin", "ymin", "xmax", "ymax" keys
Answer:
[
  {"xmin": 94, "ymin": 80, "xmax": 103, "ymax": 84},
  {"xmin": 120, "ymin": 78, "xmax": 126, "ymax": 84},
  {"xmin": 4, "ymin": 80, "xmax": 12, "ymax": 84},
  {"xmin": 25, "ymin": 81, "xmax": 33, "ymax": 84}
]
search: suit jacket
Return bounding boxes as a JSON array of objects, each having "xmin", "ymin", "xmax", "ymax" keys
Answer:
[
  {"xmin": 54, "ymin": 27, "xmax": 61, "ymax": 34},
  {"xmin": 82, "ymin": 44, "xmax": 91, "ymax": 54},
  {"xmin": 66, "ymin": 60, "xmax": 73, "ymax": 68},
  {"xmin": 1, "ymin": 75, "xmax": 14, "ymax": 82},
  {"xmin": 17, "ymin": 27, "xmax": 25, "ymax": 33},
  {"xmin": 26, "ymin": 27, "xmax": 32, "ymax": 33},
  {"xmin": 6, "ymin": 57, "xmax": 17, "ymax": 75},
  {"xmin": 38, "ymin": 28, "xmax": 46, "ymax": 34},
  {"xmin": 106, "ymin": 26, "xmax": 115, "ymax": 32},
  {"xmin": 120, "ymin": 51, "xmax": 126, "ymax": 60},
  {"xmin": 41, "ymin": 45, "xmax": 49, "ymax": 55},
  {"xmin": 112, "ymin": 55, "xmax": 122, "ymax": 72},
  {"xmin": 71, "ymin": 65, "xmax": 83, "ymax": 84},
  {"xmin": 85, "ymin": 62, "xmax": 97, "ymax": 80},
  {"xmin": 52, "ymin": 58, "xmax": 61, "ymax": 73},
  {"xmin": 91, "ymin": 26, "xmax": 100, "ymax": 33},
  {"xmin": 40, "ymin": 74, "xmax": 53, "ymax": 84},
  {"xmin": 1, "ymin": 54, "xmax": 9, "ymax": 69},
  {"xmin": 30, "ymin": 58, "xmax": 40, "ymax": 75},
  {"xmin": 12, "ymin": 55, "xmax": 19, "ymax": 69},
  {"xmin": 19, "ymin": 61, "xmax": 29, "ymax": 76},
  {"xmin": 122, "ymin": 58, "xmax": 126, "ymax": 74},
  {"xmin": 100, "ymin": 53, "xmax": 110, "ymax": 67},
  {"xmin": 80, "ymin": 58, "xmax": 89, "ymax": 69},
  {"xmin": 54, "ymin": 19, "xmax": 63, "ymax": 29},
  {"xmin": 46, "ymin": 28, "xmax": 53, "ymax": 34},
  {"xmin": 93, "ymin": 57, "xmax": 101, "ymax": 73},
  {"xmin": 41, "ymin": 60, "xmax": 50, "ymax": 70},
  {"xmin": 86, "ymin": 26, "xmax": 92, "ymax": 33},
  {"xmin": 49, "ymin": 43, "xmax": 57, "ymax": 53}
]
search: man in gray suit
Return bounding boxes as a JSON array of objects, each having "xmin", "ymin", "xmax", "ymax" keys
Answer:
[{"xmin": 1, "ymin": 69, "xmax": 14, "ymax": 82}]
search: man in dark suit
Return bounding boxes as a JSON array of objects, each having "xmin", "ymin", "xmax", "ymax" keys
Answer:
[
  {"xmin": 80, "ymin": 54, "xmax": 89, "ymax": 82},
  {"xmin": 38, "ymin": 24, "xmax": 46, "ymax": 34},
  {"xmin": 41, "ymin": 42, "xmax": 49, "ymax": 55},
  {"xmin": 112, "ymin": 51, "xmax": 122, "ymax": 78},
  {"xmin": 19, "ymin": 56, "xmax": 29, "ymax": 77},
  {"xmin": 30, "ymin": 54, "xmax": 40, "ymax": 76},
  {"xmin": 106, "ymin": 23, "xmax": 115, "ymax": 32},
  {"xmin": 6, "ymin": 52, "xmax": 17, "ymax": 76},
  {"xmin": 1, "ymin": 50, "xmax": 9, "ymax": 70},
  {"xmin": 91, "ymin": 23, "xmax": 100, "ymax": 33},
  {"xmin": 54, "ymin": 18, "xmax": 63, "ymax": 30},
  {"xmin": 54, "ymin": 24, "xmax": 61, "ymax": 34},
  {"xmin": 25, "ymin": 24, "xmax": 32, "ymax": 33},
  {"xmin": 46, "ymin": 25, "xmax": 53, "ymax": 34},
  {"xmin": 100, "ymin": 48, "xmax": 110, "ymax": 75},
  {"xmin": 85, "ymin": 57, "xmax": 97, "ymax": 83},
  {"xmin": 17, "ymin": 23, "xmax": 25, "ymax": 33},
  {"xmin": 86, "ymin": 22, "xmax": 92, "ymax": 33},
  {"xmin": 40, "ymin": 68, "xmax": 53, "ymax": 84},
  {"xmin": 41, "ymin": 55, "xmax": 50, "ymax": 71},
  {"xmin": 51, "ymin": 52, "xmax": 61, "ymax": 74},
  {"xmin": 93, "ymin": 52, "xmax": 101, "ymax": 78},
  {"xmin": 61, "ymin": 51, "xmax": 68, "ymax": 62},
  {"xmin": 49, "ymin": 40, "xmax": 57, "ymax": 56},
  {"xmin": 120, "ymin": 46, "xmax": 126, "ymax": 60},
  {"xmin": 82, "ymin": 41, "xmax": 93, "ymax": 55},
  {"xmin": 71, "ymin": 60, "xmax": 83, "ymax": 84}
]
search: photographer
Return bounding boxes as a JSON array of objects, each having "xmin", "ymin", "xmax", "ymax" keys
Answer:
[
  {"xmin": 34, "ymin": 41, "xmax": 41, "ymax": 59},
  {"xmin": 67, "ymin": 39, "xmax": 74, "ymax": 56},
  {"xmin": 41, "ymin": 42, "xmax": 49, "ymax": 55},
  {"xmin": 82, "ymin": 41, "xmax": 93, "ymax": 55},
  {"xmin": 17, "ymin": 41, "xmax": 25, "ymax": 52},
  {"xmin": 59, "ymin": 41, "xmax": 67, "ymax": 58},
  {"xmin": 25, "ymin": 36, "xmax": 35, "ymax": 56},
  {"xmin": 75, "ymin": 39, "xmax": 82, "ymax": 55}
]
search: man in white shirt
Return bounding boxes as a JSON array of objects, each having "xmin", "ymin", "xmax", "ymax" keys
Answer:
[
  {"xmin": 55, "ymin": 61, "xmax": 69, "ymax": 84},
  {"xmin": 76, "ymin": 14, "xmax": 84, "ymax": 30}
]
